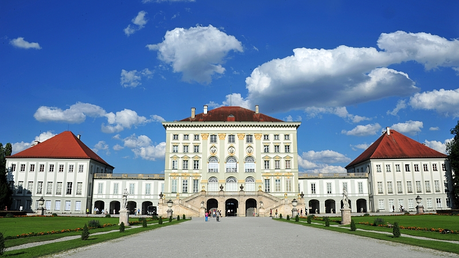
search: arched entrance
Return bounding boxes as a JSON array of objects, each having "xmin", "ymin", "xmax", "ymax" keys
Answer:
[
  {"xmin": 245, "ymin": 198, "xmax": 257, "ymax": 217},
  {"xmin": 325, "ymin": 199, "xmax": 336, "ymax": 213},
  {"xmin": 142, "ymin": 201, "xmax": 153, "ymax": 215},
  {"xmin": 94, "ymin": 200, "xmax": 104, "ymax": 214},
  {"xmin": 309, "ymin": 199, "xmax": 320, "ymax": 214},
  {"xmin": 357, "ymin": 199, "xmax": 367, "ymax": 212},
  {"xmin": 225, "ymin": 198, "xmax": 238, "ymax": 216},
  {"xmin": 110, "ymin": 201, "xmax": 120, "ymax": 214},
  {"xmin": 207, "ymin": 198, "xmax": 218, "ymax": 214},
  {"xmin": 127, "ymin": 201, "xmax": 136, "ymax": 214}
]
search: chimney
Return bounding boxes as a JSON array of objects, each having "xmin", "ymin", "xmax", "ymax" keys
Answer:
[
  {"xmin": 191, "ymin": 107, "xmax": 196, "ymax": 119},
  {"xmin": 255, "ymin": 105, "xmax": 259, "ymax": 114},
  {"xmin": 203, "ymin": 105, "xmax": 208, "ymax": 115},
  {"xmin": 386, "ymin": 127, "xmax": 390, "ymax": 135},
  {"xmin": 77, "ymin": 134, "xmax": 81, "ymax": 139}
]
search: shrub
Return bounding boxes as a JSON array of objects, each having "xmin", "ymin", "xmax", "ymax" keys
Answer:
[
  {"xmin": 324, "ymin": 217, "xmax": 330, "ymax": 227},
  {"xmin": 373, "ymin": 218, "xmax": 385, "ymax": 226},
  {"xmin": 393, "ymin": 222, "xmax": 401, "ymax": 237},
  {"xmin": 158, "ymin": 217, "xmax": 163, "ymax": 224},
  {"xmin": 279, "ymin": 214, "xmax": 283, "ymax": 219},
  {"xmin": 287, "ymin": 215, "xmax": 290, "ymax": 220},
  {"xmin": 152, "ymin": 214, "xmax": 158, "ymax": 220},
  {"xmin": 81, "ymin": 224, "xmax": 89, "ymax": 240},
  {"xmin": 295, "ymin": 214, "xmax": 299, "ymax": 222},
  {"xmin": 0, "ymin": 232, "xmax": 5, "ymax": 255},
  {"xmin": 404, "ymin": 211, "xmax": 410, "ymax": 215},
  {"xmin": 105, "ymin": 214, "xmax": 111, "ymax": 218},
  {"xmin": 5, "ymin": 213, "xmax": 14, "ymax": 218},
  {"xmin": 119, "ymin": 222, "xmax": 125, "ymax": 232},
  {"xmin": 183, "ymin": 214, "xmax": 186, "ymax": 220},
  {"xmin": 142, "ymin": 219, "xmax": 147, "ymax": 228},
  {"xmin": 307, "ymin": 215, "xmax": 313, "ymax": 224},
  {"xmin": 169, "ymin": 216, "xmax": 172, "ymax": 222},
  {"xmin": 88, "ymin": 220, "xmax": 101, "ymax": 228},
  {"xmin": 177, "ymin": 215, "xmax": 180, "ymax": 221},
  {"xmin": 363, "ymin": 213, "xmax": 370, "ymax": 216},
  {"xmin": 52, "ymin": 213, "xmax": 58, "ymax": 217},
  {"xmin": 350, "ymin": 220, "xmax": 356, "ymax": 231}
]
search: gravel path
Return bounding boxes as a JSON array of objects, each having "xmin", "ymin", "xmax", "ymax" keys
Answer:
[{"xmin": 49, "ymin": 217, "xmax": 458, "ymax": 258}]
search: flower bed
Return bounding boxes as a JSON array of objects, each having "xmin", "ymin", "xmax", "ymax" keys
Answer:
[
  {"xmin": 6, "ymin": 223, "xmax": 116, "ymax": 240},
  {"xmin": 357, "ymin": 222, "xmax": 458, "ymax": 234}
]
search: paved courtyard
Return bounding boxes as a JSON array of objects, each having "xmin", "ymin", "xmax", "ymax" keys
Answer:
[{"xmin": 52, "ymin": 217, "xmax": 458, "ymax": 258}]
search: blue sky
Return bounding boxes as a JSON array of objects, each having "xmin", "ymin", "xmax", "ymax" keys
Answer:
[{"xmin": 2, "ymin": 0, "xmax": 459, "ymax": 174}]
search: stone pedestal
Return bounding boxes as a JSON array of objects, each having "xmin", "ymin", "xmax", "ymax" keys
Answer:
[
  {"xmin": 119, "ymin": 209, "xmax": 130, "ymax": 226},
  {"xmin": 341, "ymin": 208, "xmax": 351, "ymax": 225},
  {"xmin": 416, "ymin": 205, "xmax": 424, "ymax": 214},
  {"xmin": 292, "ymin": 208, "xmax": 298, "ymax": 218}
]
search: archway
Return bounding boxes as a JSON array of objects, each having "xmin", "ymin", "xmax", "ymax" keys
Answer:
[
  {"xmin": 357, "ymin": 199, "xmax": 367, "ymax": 213},
  {"xmin": 142, "ymin": 201, "xmax": 153, "ymax": 215},
  {"xmin": 94, "ymin": 200, "xmax": 104, "ymax": 214},
  {"xmin": 325, "ymin": 199, "xmax": 336, "ymax": 213},
  {"xmin": 225, "ymin": 198, "xmax": 238, "ymax": 216},
  {"xmin": 110, "ymin": 201, "xmax": 120, "ymax": 214},
  {"xmin": 245, "ymin": 198, "xmax": 257, "ymax": 217},
  {"xmin": 309, "ymin": 199, "xmax": 320, "ymax": 214},
  {"xmin": 207, "ymin": 198, "xmax": 218, "ymax": 215},
  {"xmin": 127, "ymin": 201, "xmax": 136, "ymax": 214}
]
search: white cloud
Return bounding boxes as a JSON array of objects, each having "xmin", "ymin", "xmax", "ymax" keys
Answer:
[
  {"xmin": 429, "ymin": 127, "xmax": 439, "ymax": 131},
  {"xmin": 12, "ymin": 131, "xmax": 56, "ymax": 154},
  {"xmin": 351, "ymin": 143, "xmax": 371, "ymax": 151},
  {"xmin": 302, "ymin": 165, "xmax": 347, "ymax": 174},
  {"xmin": 113, "ymin": 144, "xmax": 124, "ymax": 151},
  {"xmin": 222, "ymin": 93, "xmax": 250, "ymax": 108},
  {"xmin": 391, "ymin": 120, "xmax": 423, "ymax": 135},
  {"xmin": 34, "ymin": 102, "xmax": 106, "ymax": 123},
  {"xmin": 387, "ymin": 99, "xmax": 407, "ymax": 116},
  {"xmin": 342, "ymin": 123, "xmax": 381, "ymax": 136},
  {"xmin": 424, "ymin": 138, "xmax": 452, "ymax": 154},
  {"xmin": 93, "ymin": 141, "xmax": 109, "ymax": 155},
  {"xmin": 147, "ymin": 25, "xmax": 243, "ymax": 84},
  {"xmin": 409, "ymin": 88, "xmax": 459, "ymax": 117},
  {"xmin": 305, "ymin": 106, "xmax": 370, "ymax": 123},
  {"xmin": 120, "ymin": 134, "xmax": 165, "ymax": 161},
  {"xmin": 245, "ymin": 31, "xmax": 459, "ymax": 113},
  {"xmin": 124, "ymin": 11, "xmax": 148, "ymax": 36},
  {"xmin": 10, "ymin": 37, "xmax": 41, "ymax": 49},
  {"xmin": 102, "ymin": 109, "xmax": 149, "ymax": 133},
  {"xmin": 301, "ymin": 150, "xmax": 351, "ymax": 164},
  {"xmin": 120, "ymin": 69, "xmax": 153, "ymax": 88}
]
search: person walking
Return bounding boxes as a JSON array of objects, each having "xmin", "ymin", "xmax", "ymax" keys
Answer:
[{"xmin": 205, "ymin": 212, "xmax": 208, "ymax": 222}]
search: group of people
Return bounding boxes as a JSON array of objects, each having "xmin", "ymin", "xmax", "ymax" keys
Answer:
[{"xmin": 205, "ymin": 209, "xmax": 222, "ymax": 222}]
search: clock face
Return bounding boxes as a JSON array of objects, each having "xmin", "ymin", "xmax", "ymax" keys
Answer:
[
  {"xmin": 210, "ymin": 146, "xmax": 217, "ymax": 154},
  {"xmin": 247, "ymin": 146, "xmax": 253, "ymax": 154},
  {"xmin": 228, "ymin": 146, "xmax": 235, "ymax": 154}
]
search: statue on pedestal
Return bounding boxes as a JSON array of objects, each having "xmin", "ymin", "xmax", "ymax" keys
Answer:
[
  {"xmin": 122, "ymin": 188, "xmax": 128, "ymax": 209},
  {"xmin": 342, "ymin": 189, "xmax": 350, "ymax": 209}
]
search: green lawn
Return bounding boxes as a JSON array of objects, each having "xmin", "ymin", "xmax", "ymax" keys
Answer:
[{"xmin": 350, "ymin": 214, "xmax": 459, "ymax": 230}]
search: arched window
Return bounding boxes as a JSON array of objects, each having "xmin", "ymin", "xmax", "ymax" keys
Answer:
[
  {"xmin": 226, "ymin": 156, "xmax": 237, "ymax": 173},
  {"xmin": 208, "ymin": 156, "xmax": 218, "ymax": 173},
  {"xmin": 245, "ymin": 176, "xmax": 255, "ymax": 191},
  {"xmin": 208, "ymin": 177, "xmax": 218, "ymax": 191},
  {"xmin": 245, "ymin": 156, "xmax": 255, "ymax": 172},
  {"xmin": 226, "ymin": 177, "xmax": 237, "ymax": 191}
]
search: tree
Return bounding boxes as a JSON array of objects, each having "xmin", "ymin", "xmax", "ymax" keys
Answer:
[
  {"xmin": 393, "ymin": 222, "xmax": 401, "ymax": 238},
  {"xmin": 0, "ymin": 143, "xmax": 13, "ymax": 210},
  {"xmin": 81, "ymin": 224, "xmax": 89, "ymax": 240},
  {"xmin": 447, "ymin": 121, "xmax": 459, "ymax": 208}
]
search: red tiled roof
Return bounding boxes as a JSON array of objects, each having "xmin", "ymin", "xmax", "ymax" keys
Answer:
[
  {"xmin": 346, "ymin": 129, "xmax": 447, "ymax": 168},
  {"xmin": 8, "ymin": 131, "xmax": 114, "ymax": 168},
  {"xmin": 180, "ymin": 106, "xmax": 283, "ymax": 122}
]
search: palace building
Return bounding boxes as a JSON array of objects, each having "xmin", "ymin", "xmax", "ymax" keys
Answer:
[{"xmin": 5, "ymin": 105, "xmax": 453, "ymax": 216}]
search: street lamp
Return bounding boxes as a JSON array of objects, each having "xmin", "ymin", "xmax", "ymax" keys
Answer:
[
  {"xmin": 415, "ymin": 195, "xmax": 424, "ymax": 214},
  {"xmin": 291, "ymin": 198, "xmax": 298, "ymax": 217},
  {"xmin": 38, "ymin": 197, "xmax": 45, "ymax": 215}
]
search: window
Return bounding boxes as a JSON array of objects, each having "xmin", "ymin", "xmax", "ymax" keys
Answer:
[
  {"xmin": 226, "ymin": 177, "xmax": 237, "ymax": 191},
  {"xmin": 172, "ymin": 145, "xmax": 178, "ymax": 153},
  {"xmin": 377, "ymin": 182, "xmax": 383, "ymax": 194},
  {"xmin": 66, "ymin": 182, "xmax": 72, "ymax": 195},
  {"xmin": 405, "ymin": 164, "xmax": 410, "ymax": 172},
  {"xmin": 173, "ymin": 134, "xmax": 178, "ymax": 140},
  {"xmin": 193, "ymin": 179, "xmax": 199, "ymax": 193},
  {"xmin": 397, "ymin": 181, "xmax": 403, "ymax": 193},
  {"xmin": 275, "ymin": 160, "xmax": 280, "ymax": 169},
  {"xmin": 27, "ymin": 181, "xmax": 33, "ymax": 194},
  {"xmin": 59, "ymin": 164, "xmax": 64, "ymax": 172},
  {"xmin": 75, "ymin": 182, "xmax": 82, "ymax": 195},
  {"xmin": 69, "ymin": 165, "xmax": 74, "ymax": 173},
  {"xmin": 182, "ymin": 180, "xmax": 188, "ymax": 193},
  {"xmin": 78, "ymin": 165, "xmax": 84, "ymax": 172},
  {"xmin": 183, "ymin": 160, "xmax": 188, "ymax": 170},
  {"xmin": 49, "ymin": 164, "xmax": 54, "ymax": 172},
  {"xmin": 434, "ymin": 180, "xmax": 440, "ymax": 192},
  {"xmin": 386, "ymin": 165, "xmax": 391, "ymax": 172},
  {"xmin": 432, "ymin": 164, "xmax": 438, "ymax": 171},
  {"xmin": 395, "ymin": 164, "xmax": 400, "ymax": 172},
  {"xmin": 376, "ymin": 165, "xmax": 381, "ymax": 172},
  {"xmin": 311, "ymin": 183, "xmax": 316, "ymax": 194},
  {"xmin": 387, "ymin": 181, "xmax": 393, "ymax": 194},
  {"xmin": 37, "ymin": 181, "xmax": 43, "ymax": 194},
  {"xmin": 264, "ymin": 145, "xmax": 269, "ymax": 153},
  {"xmin": 129, "ymin": 183, "xmax": 135, "ymax": 194},
  {"xmin": 407, "ymin": 181, "xmax": 413, "ymax": 193},
  {"xmin": 208, "ymin": 157, "xmax": 218, "ymax": 172},
  {"xmin": 274, "ymin": 145, "xmax": 280, "ymax": 153},
  {"xmin": 20, "ymin": 164, "xmax": 25, "ymax": 172},
  {"xmin": 274, "ymin": 134, "xmax": 279, "ymax": 140},
  {"xmin": 378, "ymin": 199, "xmax": 385, "ymax": 210},
  {"xmin": 436, "ymin": 198, "xmax": 442, "ymax": 208},
  {"xmin": 55, "ymin": 200, "xmax": 61, "ymax": 211},
  {"xmin": 416, "ymin": 181, "xmax": 422, "ymax": 193},
  {"xmin": 284, "ymin": 134, "xmax": 290, "ymax": 140},
  {"xmin": 244, "ymin": 156, "xmax": 255, "ymax": 172},
  {"xmin": 172, "ymin": 160, "xmax": 178, "ymax": 170},
  {"xmin": 30, "ymin": 164, "xmax": 35, "ymax": 172},
  {"xmin": 208, "ymin": 177, "xmax": 218, "ymax": 191},
  {"xmin": 263, "ymin": 134, "xmax": 269, "ymax": 140},
  {"xmin": 194, "ymin": 145, "xmax": 199, "ymax": 153},
  {"xmin": 210, "ymin": 135, "xmax": 217, "ymax": 143},
  {"xmin": 228, "ymin": 135, "xmax": 235, "ymax": 143},
  {"xmin": 264, "ymin": 179, "xmax": 270, "ymax": 192},
  {"xmin": 275, "ymin": 179, "xmax": 281, "ymax": 192},
  {"xmin": 327, "ymin": 183, "xmax": 332, "ymax": 194},
  {"xmin": 171, "ymin": 179, "xmax": 177, "ymax": 193},
  {"xmin": 246, "ymin": 135, "xmax": 253, "ymax": 143},
  {"xmin": 75, "ymin": 201, "xmax": 81, "ymax": 211},
  {"xmin": 425, "ymin": 181, "xmax": 431, "ymax": 192},
  {"xmin": 65, "ymin": 200, "xmax": 71, "ymax": 211},
  {"xmin": 426, "ymin": 198, "xmax": 433, "ymax": 209},
  {"xmin": 442, "ymin": 163, "xmax": 446, "ymax": 171},
  {"xmin": 113, "ymin": 183, "xmax": 119, "ymax": 194},
  {"xmin": 226, "ymin": 157, "xmax": 237, "ymax": 172},
  {"xmin": 183, "ymin": 145, "xmax": 188, "ymax": 153},
  {"xmin": 17, "ymin": 181, "xmax": 23, "ymax": 194},
  {"xmin": 358, "ymin": 182, "xmax": 363, "ymax": 194},
  {"xmin": 98, "ymin": 183, "xmax": 103, "ymax": 194},
  {"xmin": 40, "ymin": 164, "xmax": 45, "ymax": 172},
  {"xmin": 56, "ymin": 182, "xmax": 62, "ymax": 195},
  {"xmin": 193, "ymin": 160, "xmax": 199, "ymax": 170},
  {"xmin": 183, "ymin": 134, "xmax": 189, "ymax": 140},
  {"xmin": 285, "ymin": 145, "xmax": 290, "ymax": 153},
  {"xmin": 285, "ymin": 160, "xmax": 291, "ymax": 169},
  {"xmin": 423, "ymin": 164, "xmax": 428, "ymax": 172},
  {"xmin": 264, "ymin": 160, "xmax": 270, "ymax": 170},
  {"xmin": 46, "ymin": 182, "xmax": 53, "ymax": 194},
  {"xmin": 286, "ymin": 178, "xmax": 292, "ymax": 192},
  {"xmin": 194, "ymin": 134, "xmax": 199, "ymax": 140},
  {"xmin": 408, "ymin": 199, "xmax": 414, "ymax": 209},
  {"xmin": 414, "ymin": 164, "xmax": 419, "ymax": 172},
  {"xmin": 11, "ymin": 164, "xmax": 16, "ymax": 172}
]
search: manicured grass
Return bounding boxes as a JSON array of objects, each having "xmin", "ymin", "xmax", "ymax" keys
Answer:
[{"xmin": 351, "ymin": 214, "xmax": 459, "ymax": 230}]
